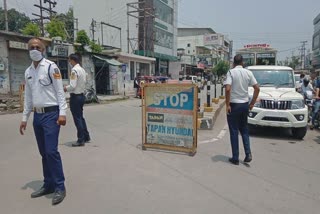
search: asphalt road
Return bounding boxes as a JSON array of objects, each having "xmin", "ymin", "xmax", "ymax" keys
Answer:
[{"xmin": 0, "ymin": 98, "xmax": 320, "ymax": 214}]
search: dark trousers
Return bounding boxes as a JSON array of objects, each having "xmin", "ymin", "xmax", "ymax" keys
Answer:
[
  {"xmin": 70, "ymin": 94, "xmax": 90, "ymax": 143},
  {"xmin": 33, "ymin": 111, "xmax": 65, "ymax": 191},
  {"xmin": 227, "ymin": 102, "xmax": 251, "ymax": 160}
]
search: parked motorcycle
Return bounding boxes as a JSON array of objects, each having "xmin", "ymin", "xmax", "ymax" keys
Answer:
[
  {"xmin": 304, "ymin": 91, "xmax": 313, "ymax": 123},
  {"xmin": 84, "ymin": 86, "xmax": 99, "ymax": 103}
]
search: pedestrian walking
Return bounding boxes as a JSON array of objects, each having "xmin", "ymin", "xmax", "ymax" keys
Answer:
[
  {"xmin": 224, "ymin": 54, "xmax": 260, "ymax": 165},
  {"xmin": 134, "ymin": 73, "xmax": 140, "ymax": 98},
  {"xmin": 19, "ymin": 37, "xmax": 67, "ymax": 205},
  {"xmin": 64, "ymin": 53, "xmax": 91, "ymax": 146}
]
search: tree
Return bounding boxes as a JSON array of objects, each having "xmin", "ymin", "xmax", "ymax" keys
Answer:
[
  {"xmin": 288, "ymin": 56, "xmax": 300, "ymax": 70},
  {"xmin": 75, "ymin": 30, "xmax": 90, "ymax": 53},
  {"xmin": 212, "ymin": 60, "xmax": 230, "ymax": 79},
  {"xmin": 0, "ymin": 8, "xmax": 31, "ymax": 33},
  {"xmin": 55, "ymin": 8, "xmax": 74, "ymax": 42},
  {"xmin": 45, "ymin": 18, "xmax": 67, "ymax": 40},
  {"xmin": 90, "ymin": 41, "xmax": 102, "ymax": 53},
  {"xmin": 22, "ymin": 23, "xmax": 41, "ymax": 37}
]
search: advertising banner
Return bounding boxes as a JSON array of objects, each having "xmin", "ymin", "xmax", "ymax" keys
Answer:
[
  {"xmin": 142, "ymin": 84, "xmax": 197, "ymax": 155},
  {"xmin": 203, "ymin": 34, "xmax": 224, "ymax": 46}
]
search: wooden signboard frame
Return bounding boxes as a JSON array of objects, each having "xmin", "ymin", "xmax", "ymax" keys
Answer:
[{"xmin": 141, "ymin": 83, "xmax": 198, "ymax": 156}]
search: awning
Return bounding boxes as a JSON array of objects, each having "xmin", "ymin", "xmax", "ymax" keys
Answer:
[
  {"xmin": 134, "ymin": 50, "xmax": 178, "ymax": 61},
  {"xmin": 93, "ymin": 55, "xmax": 123, "ymax": 66}
]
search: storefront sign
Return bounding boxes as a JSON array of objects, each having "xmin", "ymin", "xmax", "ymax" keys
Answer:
[
  {"xmin": 142, "ymin": 84, "xmax": 197, "ymax": 155},
  {"xmin": 244, "ymin": 44, "xmax": 270, "ymax": 49},
  {"xmin": 8, "ymin": 41, "xmax": 28, "ymax": 50},
  {"xmin": 51, "ymin": 45, "xmax": 68, "ymax": 57},
  {"xmin": 204, "ymin": 34, "xmax": 224, "ymax": 46}
]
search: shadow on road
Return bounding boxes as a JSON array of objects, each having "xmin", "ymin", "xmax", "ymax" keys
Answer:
[
  {"xmin": 61, "ymin": 141, "xmax": 76, "ymax": 147},
  {"xmin": 249, "ymin": 126, "xmax": 303, "ymax": 142},
  {"xmin": 211, "ymin": 155, "xmax": 229, "ymax": 163},
  {"xmin": 313, "ymin": 136, "xmax": 320, "ymax": 144},
  {"xmin": 21, "ymin": 180, "xmax": 43, "ymax": 191},
  {"xmin": 211, "ymin": 155, "xmax": 251, "ymax": 167},
  {"xmin": 21, "ymin": 180, "xmax": 54, "ymax": 199}
]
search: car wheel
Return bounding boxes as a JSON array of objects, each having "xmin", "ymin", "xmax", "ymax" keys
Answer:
[{"xmin": 292, "ymin": 126, "xmax": 307, "ymax": 140}]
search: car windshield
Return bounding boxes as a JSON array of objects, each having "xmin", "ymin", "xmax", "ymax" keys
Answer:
[
  {"xmin": 295, "ymin": 75, "xmax": 300, "ymax": 82},
  {"xmin": 250, "ymin": 69, "xmax": 294, "ymax": 88}
]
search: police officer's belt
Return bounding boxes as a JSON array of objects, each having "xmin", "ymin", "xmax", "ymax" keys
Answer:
[
  {"xmin": 34, "ymin": 106, "xmax": 59, "ymax": 114},
  {"xmin": 70, "ymin": 93, "xmax": 84, "ymax": 96}
]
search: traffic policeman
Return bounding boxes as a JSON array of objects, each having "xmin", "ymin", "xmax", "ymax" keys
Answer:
[
  {"xmin": 64, "ymin": 53, "xmax": 91, "ymax": 147},
  {"xmin": 19, "ymin": 38, "xmax": 67, "ymax": 205}
]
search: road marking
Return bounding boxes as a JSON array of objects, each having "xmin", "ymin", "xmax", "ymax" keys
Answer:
[
  {"xmin": 199, "ymin": 124, "xmax": 228, "ymax": 144},
  {"xmin": 217, "ymin": 125, "xmax": 228, "ymax": 139}
]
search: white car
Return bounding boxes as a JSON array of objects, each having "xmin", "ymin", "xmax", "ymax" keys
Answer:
[{"xmin": 247, "ymin": 66, "xmax": 308, "ymax": 139}]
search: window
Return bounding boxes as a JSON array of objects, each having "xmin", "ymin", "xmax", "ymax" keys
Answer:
[
  {"xmin": 250, "ymin": 69, "xmax": 294, "ymax": 88},
  {"xmin": 155, "ymin": 28, "xmax": 174, "ymax": 49},
  {"xmin": 154, "ymin": 0, "xmax": 173, "ymax": 25},
  {"xmin": 187, "ymin": 43, "xmax": 191, "ymax": 47},
  {"xmin": 313, "ymin": 34, "xmax": 320, "ymax": 50},
  {"xmin": 188, "ymin": 50, "xmax": 190, "ymax": 54}
]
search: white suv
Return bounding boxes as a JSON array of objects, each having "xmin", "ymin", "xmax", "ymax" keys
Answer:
[{"xmin": 247, "ymin": 66, "xmax": 308, "ymax": 139}]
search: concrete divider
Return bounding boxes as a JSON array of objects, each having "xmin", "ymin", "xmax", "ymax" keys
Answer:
[{"xmin": 198, "ymin": 99, "xmax": 226, "ymax": 130}]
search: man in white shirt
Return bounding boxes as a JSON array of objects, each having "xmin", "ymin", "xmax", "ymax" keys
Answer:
[
  {"xmin": 64, "ymin": 54, "xmax": 91, "ymax": 147},
  {"xmin": 19, "ymin": 37, "xmax": 67, "ymax": 205},
  {"xmin": 224, "ymin": 54, "xmax": 260, "ymax": 165}
]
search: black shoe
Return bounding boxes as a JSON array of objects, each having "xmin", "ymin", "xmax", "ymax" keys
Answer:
[
  {"xmin": 72, "ymin": 141, "xmax": 85, "ymax": 147},
  {"xmin": 31, "ymin": 187, "xmax": 54, "ymax": 198},
  {"xmin": 244, "ymin": 154, "xmax": 252, "ymax": 163},
  {"xmin": 52, "ymin": 190, "xmax": 66, "ymax": 205},
  {"xmin": 228, "ymin": 158, "xmax": 239, "ymax": 165},
  {"xmin": 85, "ymin": 136, "xmax": 91, "ymax": 143}
]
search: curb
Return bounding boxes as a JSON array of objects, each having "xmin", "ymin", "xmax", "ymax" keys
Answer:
[{"xmin": 198, "ymin": 99, "xmax": 226, "ymax": 130}]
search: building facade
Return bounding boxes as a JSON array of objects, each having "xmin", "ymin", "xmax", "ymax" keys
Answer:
[
  {"xmin": 236, "ymin": 44, "xmax": 277, "ymax": 67},
  {"xmin": 312, "ymin": 13, "xmax": 320, "ymax": 72},
  {"xmin": 176, "ymin": 28, "xmax": 231, "ymax": 74},
  {"xmin": 73, "ymin": 0, "xmax": 178, "ymax": 77},
  {"xmin": 0, "ymin": 31, "xmax": 75, "ymax": 95}
]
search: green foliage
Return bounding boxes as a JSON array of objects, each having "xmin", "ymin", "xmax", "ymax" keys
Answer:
[
  {"xmin": 289, "ymin": 56, "xmax": 300, "ymax": 70},
  {"xmin": 76, "ymin": 30, "xmax": 90, "ymax": 45},
  {"xmin": 22, "ymin": 23, "xmax": 41, "ymax": 37},
  {"xmin": 45, "ymin": 18, "xmax": 67, "ymax": 40},
  {"xmin": 0, "ymin": 8, "xmax": 31, "ymax": 33},
  {"xmin": 90, "ymin": 41, "xmax": 102, "ymax": 53},
  {"xmin": 54, "ymin": 8, "xmax": 74, "ymax": 42},
  {"xmin": 212, "ymin": 60, "xmax": 230, "ymax": 77},
  {"xmin": 75, "ymin": 30, "xmax": 90, "ymax": 53}
]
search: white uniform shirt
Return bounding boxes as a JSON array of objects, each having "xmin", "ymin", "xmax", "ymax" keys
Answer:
[
  {"xmin": 224, "ymin": 65, "xmax": 258, "ymax": 103},
  {"xmin": 66, "ymin": 64, "xmax": 86, "ymax": 94},
  {"xmin": 22, "ymin": 58, "xmax": 67, "ymax": 122}
]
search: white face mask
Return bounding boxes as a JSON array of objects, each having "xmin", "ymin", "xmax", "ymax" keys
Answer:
[{"xmin": 29, "ymin": 50, "xmax": 43, "ymax": 62}]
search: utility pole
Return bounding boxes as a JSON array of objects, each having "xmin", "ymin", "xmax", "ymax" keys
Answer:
[
  {"xmin": 127, "ymin": 2, "xmax": 155, "ymax": 55},
  {"xmin": 300, "ymin": 41, "xmax": 307, "ymax": 69},
  {"xmin": 33, "ymin": 0, "xmax": 57, "ymax": 36},
  {"xmin": 90, "ymin": 19, "xmax": 97, "ymax": 42},
  {"xmin": 3, "ymin": 0, "xmax": 9, "ymax": 31},
  {"xmin": 44, "ymin": 0, "xmax": 57, "ymax": 19},
  {"xmin": 74, "ymin": 18, "xmax": 79, "ymax": 37}
]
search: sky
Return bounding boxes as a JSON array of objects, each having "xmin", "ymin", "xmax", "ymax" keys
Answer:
[
  {"xmin": 2, "ymin": 0, "xmax": 320, "ymax": 61},
  {"xmin": 179, "ymin": 0, "xmax": 320, "ymax": 60}
]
